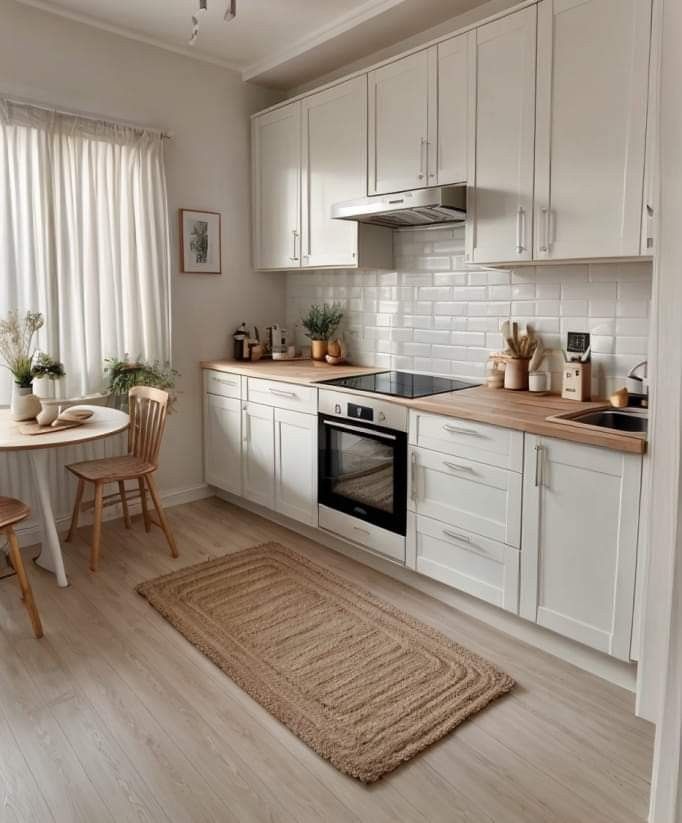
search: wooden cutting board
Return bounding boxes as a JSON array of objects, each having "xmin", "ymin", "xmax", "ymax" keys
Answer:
[{"xmin": 19, "ymin": 420, "xmax": 84, "ymax": 436}]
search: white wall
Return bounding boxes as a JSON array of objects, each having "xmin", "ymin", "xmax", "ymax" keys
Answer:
[
  {"xmin": 287, "ymin": 227, "xmax": 652, "ymax": 397},
  {"xmin": 0, "ymin": 0, "xmax": 285, "ymax": 500}
]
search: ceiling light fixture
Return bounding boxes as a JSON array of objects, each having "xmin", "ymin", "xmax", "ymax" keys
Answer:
[{"xmin": 188, "ymin": 0, "xmax": 237, "ymax": 46}]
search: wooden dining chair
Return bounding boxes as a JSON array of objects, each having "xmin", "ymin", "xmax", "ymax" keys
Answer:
[
  {"xmin": 65, "ymin": 386, "xmax": 178, "ymax": 572},
  {"xmin": 0, "ymin": 497, "xmax": 43, "ymax": 638}
]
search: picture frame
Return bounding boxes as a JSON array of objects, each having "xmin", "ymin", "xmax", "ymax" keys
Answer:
[{"xmin": 179, "ymin": 209, "xmax": 222, "ymax": 274}]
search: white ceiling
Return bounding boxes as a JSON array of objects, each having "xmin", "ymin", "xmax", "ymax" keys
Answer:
[{"xmin": 17, "ymin": 0, "xmax": 490, "ymax": 88}]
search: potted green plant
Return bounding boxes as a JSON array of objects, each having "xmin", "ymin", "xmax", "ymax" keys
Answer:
[
  {"xmin": 0, "ymin": 310, "xmax": 57, "ymax": 421},
  {"xmin": 31, "ymin": 352, "xmax": 66, "ymax": 399},
  {"xmin": 104, "ymin": 356, "xmax": 179, "ymax": 411},
  {"xmin": 300, "ymin": 303, "xmax": 344, "ymax": 361}
]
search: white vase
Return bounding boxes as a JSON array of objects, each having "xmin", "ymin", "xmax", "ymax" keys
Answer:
[{"xmin": 11, "ymin": 385, "xmax": 42, "ymax": 422}]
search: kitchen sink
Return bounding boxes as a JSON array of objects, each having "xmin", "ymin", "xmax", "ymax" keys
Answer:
[{"xmin": 569, "ymin": 408, "xmax": 648, "ymax": 434}]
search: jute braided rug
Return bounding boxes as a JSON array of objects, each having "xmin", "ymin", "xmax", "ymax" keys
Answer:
[{"xmin": 137, "ymin": 542, "xmax": 514, "ymax": 782}]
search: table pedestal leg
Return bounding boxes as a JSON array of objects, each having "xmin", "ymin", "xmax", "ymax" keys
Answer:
[{"xmin": 30, "ymin": 450, "xmax": 69, "ymax": 587}]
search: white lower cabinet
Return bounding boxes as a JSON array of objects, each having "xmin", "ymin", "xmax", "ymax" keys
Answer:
[
  {"xmin": 274, "ymin": 408, "xmax": 318, "ymax": 527},
  {"xmin": 242, "ymin": 402, "xmax": 276, "ymax": 510},
  {"xmin": 204, "ymin": 393, "xmax": 243, "ymax": 496},
  {"xmin": 407, "ymin": 512, "xmax": 520, "ymax": 613},
  {"xmin": 520, "ymin": 435, "xmax": 642, "ymax": 661}
]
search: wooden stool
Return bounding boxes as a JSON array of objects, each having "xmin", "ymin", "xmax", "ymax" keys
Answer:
[
  {"xmin": 0, "ymin": 497, "xmax": 43, "ymax": 638},
  {"xmin": 65, "ymin": 386, "xmax": 178, "ymax": 572}
]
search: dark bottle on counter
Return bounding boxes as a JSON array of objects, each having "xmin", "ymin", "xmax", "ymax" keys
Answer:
[{"xmin": 233, "ymin": 322, "xmax": 248, "ymax": 361}]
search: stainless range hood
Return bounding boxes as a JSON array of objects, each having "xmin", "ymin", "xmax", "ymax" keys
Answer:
[{"xmin": 331, "ymin": 185, "xmax": 466, "ymax": 229}]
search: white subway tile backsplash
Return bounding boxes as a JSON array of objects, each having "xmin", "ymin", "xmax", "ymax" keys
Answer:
[{"xmin": 286, "ymin": 226, "xmax": 651, "ymax": 391}]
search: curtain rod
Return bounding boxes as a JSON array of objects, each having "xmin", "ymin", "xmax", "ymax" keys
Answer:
[{"xmin": 0, "ymin": 93, "xmax": 174, "ymax": 139}]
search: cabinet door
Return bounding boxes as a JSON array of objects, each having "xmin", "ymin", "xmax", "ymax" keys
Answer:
[
  {"xmin": 471, "ymin": 6, "xmax": 536, "ymax": 264},
  {"xmin": 274, "ymin": 408, "xmax": 318, "ymax": 527},
  {"xmin": 521, "ymin": 435, "xmax": 642, "ymax": 661},
  {"xmin": 252, "ymin": 102, "xmax": 301, "ymax": 270},
  {"xmin": 204, "ymin": 394, "xmax": 242, "ymax": 495},
  {"xmin": 368, "ymin": 50, "xmax": 433, "ymax": 195},
  {"xmin": 242, "ymin": 402, "xmax": 275, "ymax": 509},
  {"xmin": 437, "ymin": 32, "xmax": 474, "ymax": 186},
  {"xmin": 301, "ymin": 77, "xmax": 365, "ymax": 268},
  {"xmin": 534, "ymin": 0, "xmax": 651, "ymax": 260}
]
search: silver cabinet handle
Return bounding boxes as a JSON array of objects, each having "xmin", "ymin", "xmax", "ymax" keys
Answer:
[
  {"xmin": 442, "ymin": 423, "xmax": 478, "ymax": 436},
  {"xmin": 516, "ymin": 206, "xmax": 526, "ymax": 254},
  {"xmin": 215, "ymin": 377, "xmax": 237, "ymax": 386},
  {"xmin": 267, "ymin": 387, "xmax": 297, "ymax": 399},
  {"xmin": 443, "ymin": 460, "xmax": 475, "ymax": 474},
  {"xmin": 352, "ymin": 525, "xmax": 370, "ymax": 537},
  {"xmin": 290, "ymin": 229, "xmax": 299, "ymax": 262},
  {"xmin": 539, "ymin": 207, "xmax": 550, "ymax": 253},
  {"xmin": 410, "ymin": 451, "xmax": 418, "ymax": 502},
  {"xmin": 243, "ymin": 410, "xmax": 250, "ymax": 444},
  {"xmin": 427, "ymin": 141, "xmax": 436, "ymax": 180},
  {"xmin": 535, "ymin": 444, "xmax": 544, "ymax": 487},
  {"xmin": 442, "ymin": 528, "xmax": 472, "ymax": 545},
  {"xmin": 418, "ymin": 137, "xmax": 426, "ymax": 181}
]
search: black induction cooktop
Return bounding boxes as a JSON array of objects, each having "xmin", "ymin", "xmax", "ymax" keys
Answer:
[{"xmin": 318, "ymin": 371, "xmax": 479, "ymax": 399}]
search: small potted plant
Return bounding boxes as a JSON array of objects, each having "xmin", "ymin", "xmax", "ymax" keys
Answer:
[
  {"xmin": 104, "ymin": 356, "xmax": 179, "ymax": 412},
  {"xmin": 0, "ymin": 309, "xmax": 55, "ymax": 421},
  {"xmin": 300, "ymin": 303, "xmax": 344, "ymax": 361},
  {"xmin": 31, "ymin": 352, "xmax": 66, "ymax": 399}
]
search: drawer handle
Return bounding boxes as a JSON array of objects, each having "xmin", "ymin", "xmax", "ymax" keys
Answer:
[
  {"xmin": 442, "ymin": 423, "xmax": 479, "ymax": 436},
  {"xmin": 215, "ymin": 378, "xmax": 237, "ymax": 386},
  {"xmin": 442, "ymin": 528, "xmax": 472, "ymax": 545},
  {"xmin": 443, "ymin": 460, "xmax": 475, "ymax": 475},
  {"xmin": 267, "ymin": 388, "xmax": 297, "ymax": 399},
  {"xmin": 352, "ymin": 525, "xmax": 370, "ymax": 537}
]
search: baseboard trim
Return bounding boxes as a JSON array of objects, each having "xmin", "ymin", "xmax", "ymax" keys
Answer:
[
  {"xmin": 215, "ymin": 490, "xmax": 638, "ymax": 693},
  {"xmin": 13, "ymin": 482, "xmax": 212, "ymax": 547}
]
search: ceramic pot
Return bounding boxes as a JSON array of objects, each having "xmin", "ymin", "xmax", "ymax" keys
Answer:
[
  {"xmin": 11, "ymin": 385, "xmax": 42, "ymax": 421},
  {"xmin": 311, "ymin": 340, "xmax": 328, "ymax": 361},
  {"xmin": 504, "ymin": 358, "xmax": 529, "ymax": 391}
]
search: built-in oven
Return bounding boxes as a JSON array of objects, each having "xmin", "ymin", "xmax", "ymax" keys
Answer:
[{"xmin": 317, "ymin": 390, "xmax": 408, "ymax": 562}]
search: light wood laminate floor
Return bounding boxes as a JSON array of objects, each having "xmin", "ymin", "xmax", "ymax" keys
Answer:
[{"xmin": 0, "ymin": 497, "xmax": 653, "ymax": 823}]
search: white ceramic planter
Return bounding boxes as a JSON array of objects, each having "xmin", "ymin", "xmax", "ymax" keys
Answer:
[{"xmin": 11, "ymin": 385, "xmax": 42, "ymax": 421}]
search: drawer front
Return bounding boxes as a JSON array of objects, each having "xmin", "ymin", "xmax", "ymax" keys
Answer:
[
  {"xmin": 319, "ymin": 505, "xmax": 405, "ymax": 565},
  {"xmin": 410, "ymin": 446, "xmax": 522, "ymax": 547},
  {"xmin": 248, "ymin": 377, "xmax": 317, "ymax": 413},
  {"xmin": 409, "ymin": 411, "xmax": 524, "ymax": 472},
  {"xmin": 205, "ymin": 370, "xmax": 242, "ymax": 399},
  {"xmin": 408, "ymin": 513, "xmax": 519, "ymax": 613}
]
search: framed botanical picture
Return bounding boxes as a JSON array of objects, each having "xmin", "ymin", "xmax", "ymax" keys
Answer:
[{"xmin": 179, "ymin": 209, "xmax": 222, "ymax": 274}]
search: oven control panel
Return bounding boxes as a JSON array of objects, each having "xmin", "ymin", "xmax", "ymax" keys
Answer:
[{"xmin": 318, "ymin": 389, "xmax": 408, "ymax": 432}]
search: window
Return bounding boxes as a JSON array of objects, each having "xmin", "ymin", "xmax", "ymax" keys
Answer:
[{"xmin": 0, "ymin": 98, "xmax": 171, "ymax": 404}]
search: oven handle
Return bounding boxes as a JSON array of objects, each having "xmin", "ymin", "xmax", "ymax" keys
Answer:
[{"xmin": 323, "ymin": 420, "xmax": 397, "ymax": 441}]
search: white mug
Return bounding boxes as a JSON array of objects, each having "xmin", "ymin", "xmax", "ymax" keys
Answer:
[{"xmin": 36, "ymin": 402, "xmax": 60, "ymax": 426}]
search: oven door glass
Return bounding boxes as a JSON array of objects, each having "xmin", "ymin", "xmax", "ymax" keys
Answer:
[{"xmin": 318, "ymin": 415, "xmax": 407, "ymax": 535}]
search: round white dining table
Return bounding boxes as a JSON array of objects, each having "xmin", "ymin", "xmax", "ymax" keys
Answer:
[{"xmin": 0, "ymin": 405, "xmax": 129, "ymax": 587}]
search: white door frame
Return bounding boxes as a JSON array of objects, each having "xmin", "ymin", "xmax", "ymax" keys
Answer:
[{"xmin": 637, "ymin": 0, "xmax": 682, "ymax": 819}]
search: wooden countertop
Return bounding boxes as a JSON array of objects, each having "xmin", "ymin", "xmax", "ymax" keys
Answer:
[
  {"xmin": 201, "ymin": 359, "xmax": 384, "ymax": 384},
  {"xmin": 201, "ymin": 360, "xmax": 646, "ymax": 455}
]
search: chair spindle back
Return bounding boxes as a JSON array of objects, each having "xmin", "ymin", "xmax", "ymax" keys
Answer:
[{"xmin": 127, "ymin": 386, "xmax": 170, "ymax": 466}]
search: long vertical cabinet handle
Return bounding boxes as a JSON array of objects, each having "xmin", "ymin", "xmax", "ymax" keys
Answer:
[
  {"xmin": 290, "ymin": 229, "xmax": 299, "ymax": 262},
  {"xmin": 410, "ymin": 451, "xmax": 418, "ymax": 502},
  {"xmin": 539, "ymin": 208, "xmax": 550, "ymax": 253},
  {"xmin": 515, "ymin": 206, "xmax": 526, "ymax": 254},
  {"xmin": 534, "ymin": 443, "xmax": 544, "ymax": 487},
  {"xmin": 242, "ymin": 405, "xmax": 249, "ymax": 444},
  {"xmin": 418, "ymin": 138, "xmax": 426, "ymax": 181}
]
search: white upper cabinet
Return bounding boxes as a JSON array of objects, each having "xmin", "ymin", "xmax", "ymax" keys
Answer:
[
  {"xmin": 252, "ymin": 101, "xmax": 301, "ymax": 270},
  {"xmin": 301, "ymin": 77, "xmax": 366, "ymax": 268},
  {"xmin": 368, "ymin": 50, "xmax": 434, "ymax": 195},
  {"xmin": 436, "ymin": 32, "xmax": 474, "ymax": 186},
  {"xmin": 471, "ymin": 6, "xmax": 537, "ymax": 264},
  {"xmin": 521, "ymin": 435, "xmax": 642, "ymax": 661},
  {"xmin": 534, "ymin": 0, "xmax": 652, "ymax": 260}
]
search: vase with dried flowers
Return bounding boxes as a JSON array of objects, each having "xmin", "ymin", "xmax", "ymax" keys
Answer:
[{"xmin": 0, "ymin": 310, "xmax": 64, "ymax": 421}]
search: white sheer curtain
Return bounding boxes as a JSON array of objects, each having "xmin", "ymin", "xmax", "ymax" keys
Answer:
[{"xmin": 0, "ymin": 98, "xmax": 172, "ymax": 404}]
